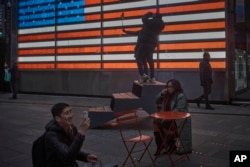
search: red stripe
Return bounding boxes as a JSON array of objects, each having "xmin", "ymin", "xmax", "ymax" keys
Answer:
[
  {"xmin": 160, "ymin": 2, "xmax": 225, "ymax": 14},
  {"xmin": 18, "ymin": 49, "xmax": 55, "ymax": 55},
  {"xmin": 85, "ymin": 0, "xmax": 100, "ymax": 5}
]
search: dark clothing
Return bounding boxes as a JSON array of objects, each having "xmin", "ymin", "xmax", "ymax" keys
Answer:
[
  {"xmin": 3, "ymin": 81, "xmax": 11, "ymax": 92},
  {"xmin": 122, "ymin": 29, "xmax": 141, "ymax": 56},
  {"xmin": 3, "ymin": 67, "xmax": 11, "ymax": 92},
  {"xmin": 155, "ymin": 92, "xmax": 189, "ymax": 112},
  {"xmin": 199, "ymin": 60, "xmax": 213, "ymax": 85},
  {"xmin": 44, "ymin": 120, "xmax": 89, "ymax": 167},
  {"xmin": 10, "ymin": 63, "xmax": 19, "ymax": 81},
  {"xmin": 139, "ymin": 12, "xmax": 164, "ymax": 78},
  {"xmin": 9, "ymin": 63, "xmax": 19, "ymax": 98},
  {"xmin": 123, "ymin": 12, "xmax": 164, "ymax": 78},
  {"xmin": 154, "ymin": 92, "xmax": 189, "ymax": 137},
  {"xmin": 140, "ymin": 12, "xmax": 164, "ymax": 48},
  {"xmin": 135, "ymin": 43, "xmax": 155, "ymax": 77},
  {"xmin": 199, "ymin": 82, "xmax": 212, "ymax": 104},
  {"xmin": 10, "ymin": 81, "xmax": 18, "ymax": 98},
  {"xmin": 198, "ymin": 59, "xmax": 213, "ymax": 106}
]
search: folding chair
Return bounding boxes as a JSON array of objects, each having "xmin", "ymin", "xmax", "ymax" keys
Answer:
[{"xmin": 114, "ymin": 109, "xmax": 156, "ymax": 167}]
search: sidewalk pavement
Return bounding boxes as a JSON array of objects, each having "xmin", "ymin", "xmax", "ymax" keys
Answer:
[{"xmin": 0, "ymin": 92, "xmax": 250, "ymax": 167}]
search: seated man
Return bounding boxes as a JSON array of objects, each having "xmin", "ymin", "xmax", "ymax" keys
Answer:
[
  {"xmin": 44, "ymin": 102, "xmax": 98, "ymax": 167},
  {"xmin": 153, "ymin": 79, "xmax": 189, "ymax": 155}
]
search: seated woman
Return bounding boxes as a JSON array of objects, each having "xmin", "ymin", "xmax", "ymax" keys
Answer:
[{"xmin": 153, "ymin": 79, "xmax": 189, "ymax": 155}]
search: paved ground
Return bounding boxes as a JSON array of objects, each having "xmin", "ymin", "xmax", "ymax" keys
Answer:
[{"xmin": 0, "ymin": 92, "xmax": 250, "ymax": 167}]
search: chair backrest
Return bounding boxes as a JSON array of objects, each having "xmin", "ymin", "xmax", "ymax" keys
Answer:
[{"xmin": 114, "ymin": 109, "xmax": 142, "ymax": 140}]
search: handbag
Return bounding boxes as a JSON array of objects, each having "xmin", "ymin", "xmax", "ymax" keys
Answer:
[{"xmin": 4, "ymin": 69, "xmax": 11, "ymax": 82}]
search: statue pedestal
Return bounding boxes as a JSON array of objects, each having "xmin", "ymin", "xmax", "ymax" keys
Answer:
[{"xmin": 132, "ymin": 80, "xmax": 165, "ymax": 114}]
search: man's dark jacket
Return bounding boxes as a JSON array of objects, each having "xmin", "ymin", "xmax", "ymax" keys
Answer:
[
  {"xmin": 140, "ymin": 12, "xmax": 165, "ymax": 47},
  {"xmin": 44, "ymin": 120, "xmax": 89, "ymax": 167},
  {"xmin": 10, "ymin": 62, "xmax": 19, "ymax": 81},
  {"xmin": 199, "ymin": 59, "xmax": 213, "ymax": 85},
  {"xmin": 123, "ymin": 12, "xmax": 165, "ymax": 55}
]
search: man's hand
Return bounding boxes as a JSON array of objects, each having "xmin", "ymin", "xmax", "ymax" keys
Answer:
[
  {"xmin": 87, "ymin": 154, "xmax": 98, "ymax": 163},
  {"xmin": 78, "ymin": 118, "xmax": 90, "ymax": 135}
]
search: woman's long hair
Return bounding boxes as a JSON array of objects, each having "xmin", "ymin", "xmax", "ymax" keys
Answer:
[{"xmin": 166, "ymin": 79, "xmax": 183, "ymax": 95}]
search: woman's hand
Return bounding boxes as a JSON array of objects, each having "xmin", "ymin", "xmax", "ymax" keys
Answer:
[{"xmin": 161, "ymin": 88, "xmax": 167, "ymax": 96}]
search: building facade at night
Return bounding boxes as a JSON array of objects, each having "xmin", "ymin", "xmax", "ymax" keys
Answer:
[{"xmin": 1, "ymin": 0, "xmax": 250, "ymax": 103}]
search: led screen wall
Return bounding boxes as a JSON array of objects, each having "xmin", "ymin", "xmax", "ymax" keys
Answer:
[{"xmin": 17, "ymin": 0, "xmax": 226, "ymax": 70}]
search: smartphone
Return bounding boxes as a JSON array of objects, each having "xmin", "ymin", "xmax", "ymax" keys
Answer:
[{"xmin": 82, "ymin": 111, "xmax": 89, "ymax": 119}]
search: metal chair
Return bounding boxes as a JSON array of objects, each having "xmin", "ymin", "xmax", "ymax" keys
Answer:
[{"xmin": 114, "ymin": 109, "xmax": 156, "ymax": 167}]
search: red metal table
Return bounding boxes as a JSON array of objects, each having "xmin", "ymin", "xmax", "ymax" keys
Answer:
[{"xmin": 151, "ymin": 111, "xmax": 191, "ymax": 166}]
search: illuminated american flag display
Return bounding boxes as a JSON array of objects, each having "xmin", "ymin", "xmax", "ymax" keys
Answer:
[
  {"xmin": 18, "ymin": 0, "xmax": 85, "ymax": 28},
  {"xmin": 17, "ymin": 0, "xmax": 226, "ymax": 70}
]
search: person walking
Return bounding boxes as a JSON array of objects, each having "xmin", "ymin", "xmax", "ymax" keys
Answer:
[
  {"xmin": 3, "ymin": 62, "xmax": 11, "ymax": 92},
  {"xmin": 122, "ymin": 12, "xmax": 164, "ymax": 83},
  {"xmin": 195, "ymin": 51, "xmax": 214, "ymax": 110},
  {"xmin": 9, "ymin": 59, "xmax": 19, "ymax": 99}
]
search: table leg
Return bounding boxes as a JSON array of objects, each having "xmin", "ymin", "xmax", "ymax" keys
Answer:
[
  {"xmin": 153, "ymin": 119, "xmax": 190, "ymax": 166},
  {"xmin": 153, "ymin": 120, "xmax": 177, "ymax": 164},
  {"xmin": 175, "ymin": 118, "xmax": 190, "ymax": 160}
]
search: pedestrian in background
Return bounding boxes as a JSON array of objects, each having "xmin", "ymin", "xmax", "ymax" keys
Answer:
[
  {"xmin": 9, "ymin": 59, "xmax": 19, "ymax": 99},
  {"xmin": 195, "ymin": 52, "xmax": 214, "ymax": 110},
  {"xmin": 3, "ymin": 61, "xmax": 11, "ymax": 92}
]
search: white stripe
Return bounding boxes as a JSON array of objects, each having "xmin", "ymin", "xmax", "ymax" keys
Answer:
[
  {"xmin": 104, "ymin": 18, "xmax": 142, "ymax": 28},
  {"xmin": 18, "ymin": 26, "xmax": 55, "ymax": 35},
  {"xmin": 18, "ymin": 41, "xmax": 55, "ymax": 48},
  {"xmin": 159, "ymin": 0, "xmax": 199, "ymax": 5},
  {"xmin": 163, "ymin": 12, "xmax": 225, "ymax": 23},
  {"xmin": 103, "ymin": 0, "xmax": 156, "ymax": 12},
  {"xmin": 18, "ymin": 56, "xmax": 55, "ymax": 62},
  {"xmin": 103, "ymin": 11, "xmax": 225, "ymax": 28},
  {"xmin": 57, "ymin": 55, "xmax": 101, "ymax": 61},
  {"xmin": 85, "ymin": 6, "xmax": 101, "ymax": 14},
  {"xmin": 103, "ymin": 53, "xmax": 157, "ymax": 61},
  {"xmin": 108, "ymin": 18, "xmax": 142, "ymax": 28},
  {"xmin": 103, "ymin": 36, "xmax": 137, "ymax": 44},
  {"xmin": 57, "ymin": 39, "xmax": 101, "ymax": 46},
  {"xmin": 57, "ymin": 22, "xmax": 101, "ymax": 31},
  {"xmin": 160, "ymin": 31, "xmax": 226, "ymax": 42},
  {"xmin": 159, "ymin": 51, "xmax": 226, "ymax": 60},
  {"xmin": 103, "ymin": 54, "xmax": 134, "ymax": 61}
]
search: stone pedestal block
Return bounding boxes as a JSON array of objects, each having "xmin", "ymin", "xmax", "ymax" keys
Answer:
[
  {"xmin": 110, "ymin": 92, "xmax": 141, "ymax": 112},
  {"xmin": 132, "ymin": 80, "xmax": 165, "ymax": 114},
  {"xmin": 177, "ymin": 118, "xmax": 192, "ymax": 153},
  {"xmin": 88, "ymin": 106, "xmax": 114, "ymax": 128}
]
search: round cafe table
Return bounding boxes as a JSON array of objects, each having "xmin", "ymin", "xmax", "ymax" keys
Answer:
[{"xmin": 151, "ymin": 111, "xmax": 191, "ymax": 167}]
